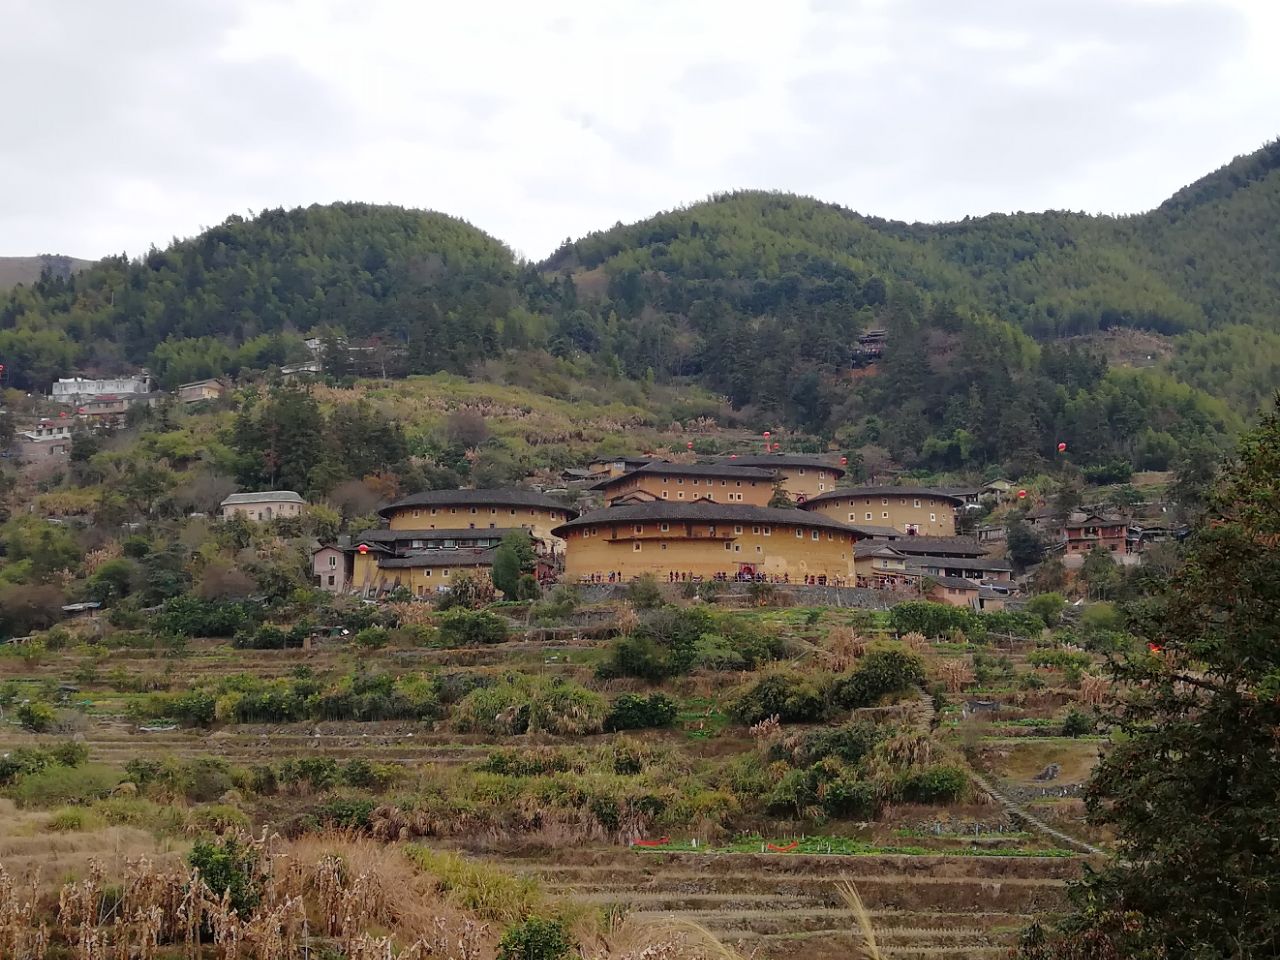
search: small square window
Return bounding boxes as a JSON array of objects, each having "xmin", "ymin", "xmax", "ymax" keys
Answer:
[
  {"xmin": 866, "ymin": 512, "xmax": 873, "ymax": 520},
  {"xmin": 634, "ymin": 542, "xmax": 642, "ymax": 552},
  {"xmin": 470, "ymin": 507, "xmax": 477, "ymax": 514},
  {"xmin": 425, "ymin": 569, "xmax": 432, "ymax": 577},
  {"xmin": 413, "ymin": 509, "xmax": 420, "ymax": 518},
  {"xmin": 734, "ymin": 525, "xmax": 743, "ymax": 534},
  {"xmin": 882, "ymin": 498, "xmax": 888, "ymax": 506},
  {"xmin": 914, "ymin": 499, "xmax": 921, "ymax": 508},
  {"xmin": 930, "ymin": 513, "xmax": 937, "ymax": 521},
  {"xmin": 660, "ymin": 522, "xmax": 670, "ymax": 532},
  {"xmin": 752, "ymin": 526, "xmax": 760, "ymax": 534},
  {"xmin": 430, "ymin": 508, "xmax": 437, "ymax": 516},
  {"xmin": 812, "ymin": 530, "xmax": 820, "ymax": 540},
  {"xmin": 660, "ymin": 543, "xmax": 667, "ymax": 550},
  {"xmin": 819, "ymin": 483, "xmax": 825, "ymax": 491},
  {"xmin": 677, "ymin": 478, "xmax": 684, "ymax": 484},
  {"xmin": 883, "ymin": 512, "xmax": 889, "ymax": 519},
  {"xmin": 678, "ymin": 491, "xmax": 685, "ymax": 499},
  {"xmin": 763, "ymin": 527, "xmax": 771, "ymax": 536},
  {"xmin": 724, "ymin": 541, "xmax": 732, "ymax": 551},
  {"xmin": 795, "ymin": 529, "xmax": 803, "ymax": 538},
  {"xmin": 755, "ymin": 545, "xmax": 762, "ymax": 553},
  {"xmin": 327, "ymin": 574, "xmax": 335, "ymax": 586},
  {"xmin": 328, "ymin": 556, "xmax": 337, "ymax": 568},
  {"xmin": 443, "ymin": 569, "xmax": 451, "ymax": 577},
  {"xmin": 662, "ymin": 491, "xmax": 668, "ymax": 499},
  {"xmin": 799, "ymin": 468, "xmax": 806, "ymax": 475}
]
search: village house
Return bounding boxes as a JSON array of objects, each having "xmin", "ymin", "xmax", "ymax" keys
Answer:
[
  {"xmin": 177, "ymin": 378, "xmax": 228, "ymax": 404},
  {"xmin": 1023, "ymin": 506, "xmax": 1065, "ymax": 541},
  {"xmin": 220, "ymin": 491, "xmax": 306, "ymax": 521},
  {"xmin": 51, "ymin": 374, "xmax": 152, "ymax": 404},
  {"xmin": 1064, "ymin": 512, "xmax": 1128, "ymax": 556},
  {"xmin": 13, "ymin": 422, "xmax": 73, "ymax": 463},
  {"xmin": 801, "ymin": 487, "xmax": 962, "ymax": 536},
  {"xmin": 376, "ymin": 488, "xmax": 577, "ymax": 553},
  {"xmin": 554, "ymin": 500, "xmax": 861, "ymax": 584},
  {"xmin": 719, "ymin": 454, "xmax": 846, "ymax": 501},
  {"xmin": 907, "ymin": 554, "xmax": 1012, "ymax": 584},
  {"xmin": 853, "ymin": 541, "xmax": 913, "ymax": 588},
  {"xmin": 587, "ymin": 455, "xmax": 667, "ymax": 478},
  {"xmin": 329, "ymin": 527, "xmax": 538, "ymax": 597},
  {"xmin": 927, "ymin": 575, "xmax": 983, "ymax": 608},
  {"xmin": 593, "ymin": 462, "xmax": 778, "ymax": 506}
]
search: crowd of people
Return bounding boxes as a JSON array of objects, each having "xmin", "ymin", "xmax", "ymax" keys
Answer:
[{"xmin": 574, "ymin": 570, "xmax": 851, "ymax": 587}]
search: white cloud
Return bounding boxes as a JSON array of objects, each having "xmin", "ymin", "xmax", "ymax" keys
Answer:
[{"xmin": 2, "ymin": 0, "xmax": 1278, "ymax": 260}]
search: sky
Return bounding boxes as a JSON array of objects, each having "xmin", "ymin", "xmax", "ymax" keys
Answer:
[{"xmin": 3, "ymin": 0, "xmax": 1279, "ymax": 262}]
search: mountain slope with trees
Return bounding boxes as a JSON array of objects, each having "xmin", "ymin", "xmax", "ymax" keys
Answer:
[{"xmin": 0, "ymin": 143, "xmax": 1275, "ymax": 475}]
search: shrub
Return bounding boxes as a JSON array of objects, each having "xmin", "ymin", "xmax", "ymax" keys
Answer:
[
  {"xmin": 1025, "ymin": 593, "xmax": 1065, "ymax": 628},
  {"xmin": 186, "ymin": 804, "xmax": 251, "ymax": 834},
  {"xmin": 188, "ymin": 835, "xmax": 267, "ymax": 915},
  {"xmin": 16, "ymin": 700, "xmax": 56, "ymax": 733},
  {"xmin": 889, "ymin": 601, "xmax": 976, "ymax": 638},
  {"xmin": 155, "ymin": 596, "xmax": 258, "ymax": 638},
  {"xmin": 0, "ymin": 743, "xmax": 84, "ymax": 785},
  {"xmin": 452, "ymin": 676, "xmax": 606, "ymax": 736},
  {"xmin": 822, "ymin": 776, "xmax": 879, "ymax": 818},
  {"xmin": 604, "ymin": 693, "xmax": 678, "ymax": 731},
  {"xmin": 497, "ymin": 917, "xmax": 574, "ymax": 960},
  {"xmin": 314, "ymin": 796, "xmax": 378, "ymax": 829},
  {"xmin": 352, "ymin": 627, "xmax": 390, "ymax": 649},
  {"xmin": 436, "ymin": 574, "xmax": 496, "ymax": 611},
  {"xmin": 47, "ymin": 807, "xmax": 104, "ymax": 832},
  {"xmin": 793, "ymin": 721, "xmax": 883, "ymax": 765},
  {"xmin": 730, "ymin": 670, "xmax": 827, "ymax": 724},
  {"xmin": 12, "ymin": 763, "xmax": 120, "ymax": 808},
  {"xmin": 897, "ymin": 765, "xmax": 968, "ymax": 803},
  {"xmin": 1029, "ymin": 648, "xmax": 1092, "ymax": 671},
  {"xmin": 1061, "ymin": 709, "xmax": 1096, "ymax": 738},
  {"xmin": 597, "ymin": 607, "xmax": 711, "ymax": 680},
  {"xmin": 530, "ymin": 586, "xmax": 580, "ymax": 624},
  {"xmin": 625, "ymin": 575, "xmax": 663, "ymax": 610},
  {"xmin": 830, "ymin": 648, "xmax": 926, "ymax": 709},
  {"xmin": 438, "ymin": 609, "xmax": 509, "ymax": 647},
  {"xmin": 341, "ymin": 758, "xmax": 399, "ymax": 790}
]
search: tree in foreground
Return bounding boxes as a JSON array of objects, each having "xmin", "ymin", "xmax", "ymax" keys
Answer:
[{"xmin": 1023, "ymin": 398, "xmax": 1280, "ymax": 958}]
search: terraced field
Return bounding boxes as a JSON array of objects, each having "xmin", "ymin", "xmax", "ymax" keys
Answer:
[{"xmin": 495, "ymin": 848, "xmax": 1080, "ymax": 959}]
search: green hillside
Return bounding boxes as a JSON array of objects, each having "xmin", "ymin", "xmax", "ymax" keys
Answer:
[{"xmin": 0, "ymin": 144, "xmax": 1276, "ymax": 475}]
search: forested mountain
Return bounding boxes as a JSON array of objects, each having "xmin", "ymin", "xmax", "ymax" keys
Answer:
[{"xmin": 0, "ymin": 144, "xmax": 1276, "ymax": 477}]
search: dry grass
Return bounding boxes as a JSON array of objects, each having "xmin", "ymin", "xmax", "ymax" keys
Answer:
[{"xmin": 837, "ymin": 878, "xmax": 883, "ymax": 960}]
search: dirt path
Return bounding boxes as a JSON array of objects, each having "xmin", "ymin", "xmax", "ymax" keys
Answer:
[{"xmin": 965, "ymin": 770, "xmax": 1104, "ymax": 857}]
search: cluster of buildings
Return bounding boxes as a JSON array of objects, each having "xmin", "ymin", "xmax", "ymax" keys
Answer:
[
  {"xmin": 301, "ymin": 454, "xmax": 1014, "ymax": 609},
  {"xmin": 9, "ymin": 374, "xmax": 229, "ymax": 465}
]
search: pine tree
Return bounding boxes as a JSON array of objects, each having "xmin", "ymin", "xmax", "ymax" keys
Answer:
[{"xmin": 1024, "ymin": 397, "xmax": 1280, "ymax": 958}]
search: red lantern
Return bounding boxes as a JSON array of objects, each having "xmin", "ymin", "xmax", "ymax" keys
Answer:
[
  {"xmin": 762, "ymin": 431, "xmax": 771, "ymax": 439},
  {"xmin": 1057, "ymin": 442, "xmax": 1067, "ymax": 453},
  {"xmin": 357, "ymin": 544, "xmax": 369, "ymax": 555},
  {"xmin": 729, "ymin": 454, "xmax": 737, "ymax": 459},
  {"xmin": 1147, "ymin": 642, "xmax": 1163, "ymax": 654},
  {"xmin": 772, "ymin": 443, "xmax": 781, "ymax": 451},
  {"xmin": 59, "ymin": 411, "xmax": 67, "ymax": 418},
  {"xmin": 686, "ymin": 441, "xmax": 693, "ymax": 450},
  {"xmin": 839, "ymin": 456, "xmax": 848, "ymax": 465},
  {"xmin": 1018, "ymin": 489, "xmax": 1028, "ymax": 499},
  {"xmin": 77, "ymin": 407, "xmax": 86, "ymax": 414}
]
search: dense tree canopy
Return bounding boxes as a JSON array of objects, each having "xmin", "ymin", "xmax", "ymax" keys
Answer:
[
  {"xmin": 1025, "ymin": 396, "xmax": 1280, "ymax": 958},
  {"xmin": 1, "ymin": 143, "xmax": 1276, "ymax": 475}
]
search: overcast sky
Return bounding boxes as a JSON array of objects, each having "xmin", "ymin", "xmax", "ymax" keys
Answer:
[{"xmin": 4, "ymin": 0, "xmax": 1279, "ymax": 262}]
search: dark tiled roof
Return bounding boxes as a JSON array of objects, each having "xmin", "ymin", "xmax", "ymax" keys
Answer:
[
  {"xmin": 721, "ymin": 455, "xmax": 847, "ymax": 477},
  {"xmin": 929, "ymin": 575, "xmax": 980, "ymax": 590},
  {"xmin": 888, "ymin": 536, "xmax": 990, "ymax": 557},
  {"xmin": 803, "ymin": 486, "xmax": 966, "ymax": 505},
  {"xmin": 351, "ymin": 527, "xmax": 524, "ymax": 544},
  {"xmin": 378, "ymin": 489, "xmax": 577, "ymax": 518},
  {"xmin": 854, "ymin": 541, "xmax": 907, "ymax": 558},
  {"xmin": 593, "ymin": 462, "xmax": 777, "ymax": 489},
  {"xmin": 842, "ymin": 523, "xmax": 904, "ymax": 539},
  {"xmin": 377, "ymin": 548, "xmax": 497, "ymax": 569},
  {"xmin": 907, "ymin": 554, "xmax": 1013, "ymax": 572},
  {"xmin": 552, "ymin": 501, "xmax": 860, "ymax": 536}
]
